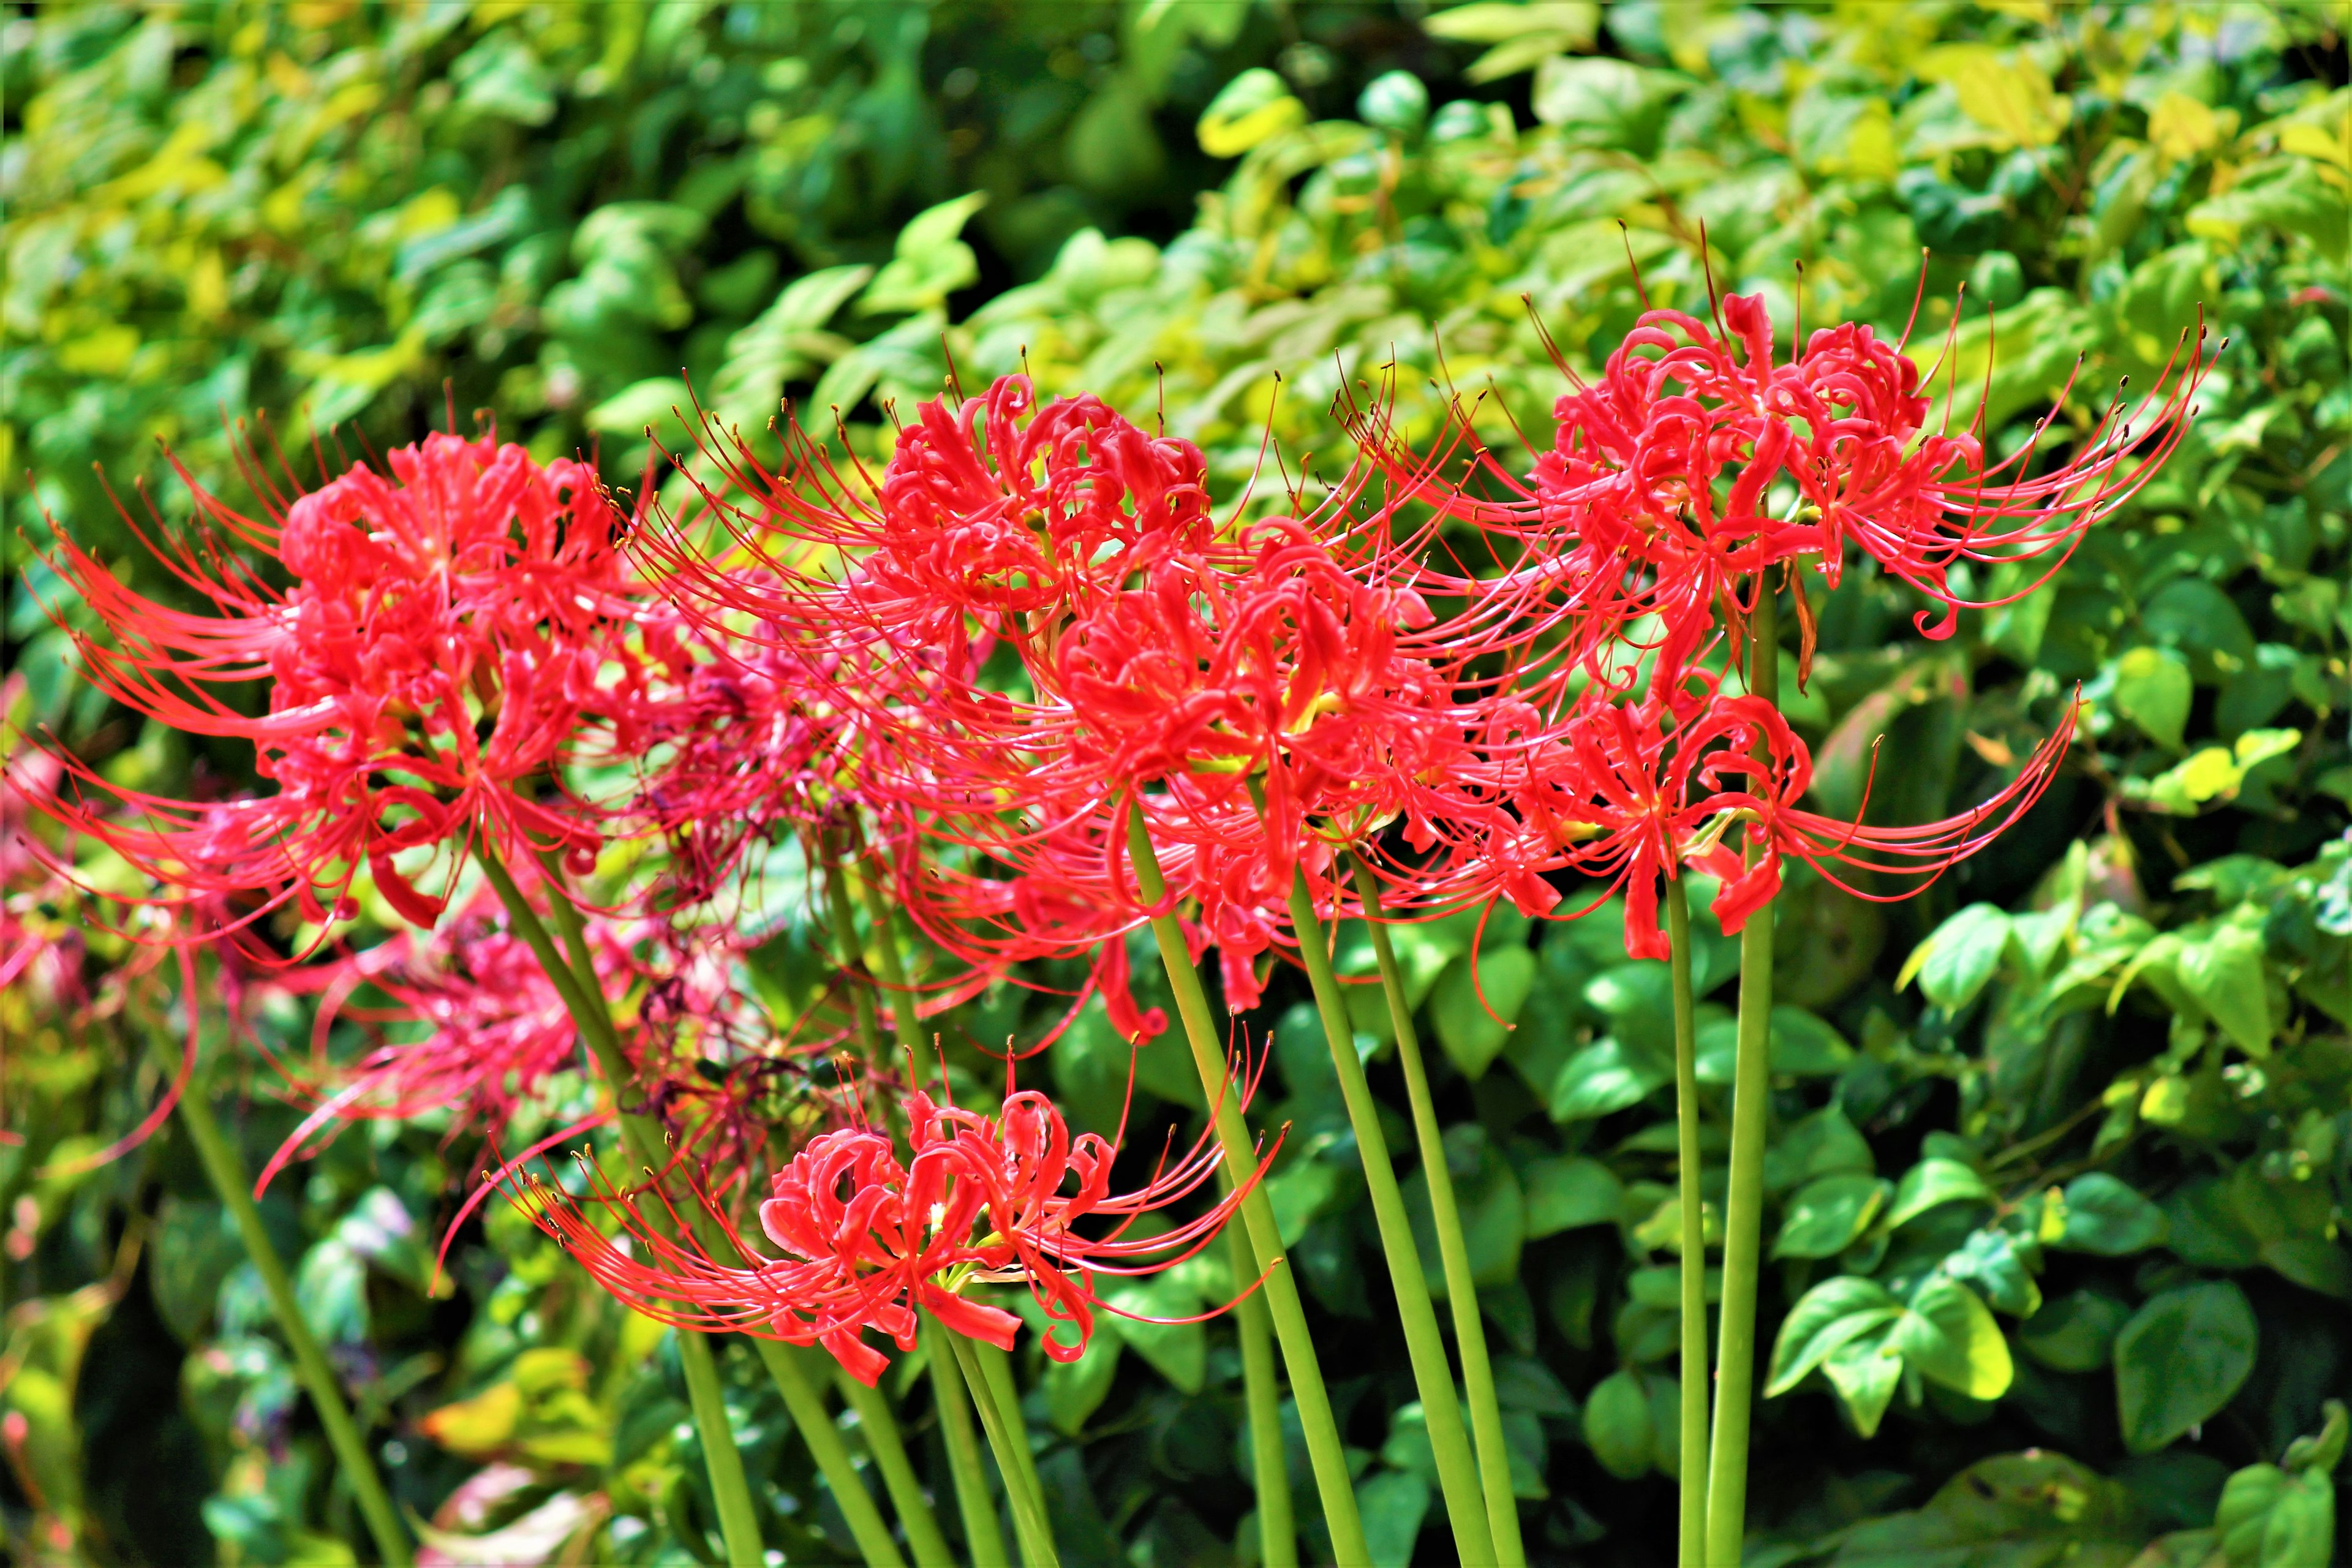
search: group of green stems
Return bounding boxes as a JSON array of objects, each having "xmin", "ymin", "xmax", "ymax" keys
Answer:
[{"xmin": 160, "ymin": 598, "xmax": 1787, "ymax": 1568}]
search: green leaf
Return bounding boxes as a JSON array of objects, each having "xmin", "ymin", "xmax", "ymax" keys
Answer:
[
  {"xmin": 1196, "ymin": 68, "xmax": 1305, "ymax": 157},
  {"xmin": 2115, "ymin": 1281, "xmax": 2258, "ymax": 1453},
  {"xmin": 1357, "ymin": 1469, "xmax": 1432, "ymax": 1568},
  {"xmin": 1521, "ymin": 1156, "xmax": 1624, "ymax": 1237},
  {"xmin": 1894, "ymin": 1278, "xmax": 2013, "ymax": 1400},
  {"xmin": 1763, "ymin": 1107, "xmax": 1875, "ymax": 1194},
  {"xmin": 1887, "ymin": 1158, "xmax": 1997, "ymax": 1229},
  {"xmin": 2178, "ymin": 925, "xmax": 2274, "ymax": 1056},
  {"xmin": 2114, "ymin": 646, "xmax": 2194, "ymax": 749},
  {"xmin": 1898, "ymin": 903, "xmax": 2013, "ymax": 1011},
  {"xmin": 1549, "ymin": 1036, "xmax": 1672, "ymax": 1121},
  {"xmin": 2260, "ymin": 1237, "xmax": 2352, "ymax": 1301},
  {"xmin": 1773, "ymin": 1174, "xmax": 1892, "ymax": 1260},
  {"xmin": 860, "ymin": 193, "xmax": 987, "ymax": 315},
  {"xmin": 1431, "ymin": 945, "xmax": 1536, "ymax": 1080},
  {"xmin": 1767, "ymin": 1276, "xmax": 1902, "ymax": 1396},
  {"xmin": 1403, "ymin": 1130, "xmax": 1525, "ymax": 1295},
  {"xmin": 1102, "ymin": 1275, "xmax": 1205, "ymax": 1394},
  {"xmin": 2056, "ymin": 1172, "xmax": 2169, "ymax": 1256},
  {"xmin": 1583, "ymin": 1368, "xmax": 1654, "ymax": 1480},
  {"xmin": 1042, "ymin": 1335, "xmax": 1121, "ymax": 1438},
  {"xmin": 1823, "ymin": 1329, "xmax": 1907, "ymax": 1438},
  {"xmin": 2018, "ymin": 1291, "xmax": 2133, "ymax": 1373}
]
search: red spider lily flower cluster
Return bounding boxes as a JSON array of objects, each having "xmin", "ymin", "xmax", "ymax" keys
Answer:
[
  {"xmin": 638, "ymin": 378, "xmax": 1509, "ymax": 1020},
  {"xmin": 31, "ymin": 429, "xmax": 669, "ymax": 946},
  {"xmin": 258, "ymin": 889, "xmax": 639, "ymax": 1187},
  {"xmin": 1340, "ymin": 289, "xmax": 2207, "ymax": 957},
  {"xmin": 517, "ymin": 1068, "xmax": 1273, "ymax": 1384}
]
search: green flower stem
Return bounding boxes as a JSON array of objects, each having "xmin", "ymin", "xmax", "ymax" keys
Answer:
[
  {"xmin": 833, "ymin": 1363, "xmax": 956, "ymax": 1568},
  {"xmin": 511, "ymin": 854, "xmax": 924, "ymax": 1568},
  {"xmin": 1123, "ymin": 806, "xmax": 1371, "ymax": 1566},
  {"xmin": 1350, "ymin": 858, "xmax": 1524, "ymax": 1568},
  {"xmin": 1705, "ymin": 588, "xmax": 1780, "ymax": 1568},
  {"xmin": 1281, "ymin": 864, "xmax": 1497, "ymax": 1568},
  {"xmin": 1231, "ymin": 1216, "xmax": 1297, "ymax": 1568},
  {"xmin": 924, "ymin": 1313, "xmax": 1011, "ymax": 1568},
  {"xmin": 477, "ymin": 850, "xmax": 766, "ymax": 1568},
  {"xmin": 750, "ymin": 1341, "xmax": 911, "ymax": 1568},
  {"xmin": 970, "ymin": 1340, "xmax": 1047, "ymax": 1532},
  {"xmin": 946, "ymin": 1332, "xmax": 1060, "ymax": 1567},
  {"xmin": 856, "ymin": 884, "xmax": 1020, "ymax": 1568},
  {"xmin": 1664, "ymin": 880, "xmax": 1710, "ymax": 1568},
  {"xmin": 155, "ymin": 1005, "xmax": 412, "ymax": 1567}
]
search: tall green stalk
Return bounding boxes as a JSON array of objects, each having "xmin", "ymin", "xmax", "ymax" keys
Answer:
[
  {"xmin": 1705, "ymin": 587, "xmax": 1779, "ymax": 1568},
  {"xmin": 1282, "ymin": 865, "xmax": 1496, "ymax": 1567},
  {"xmin": 153, "ymin": 985, "xmax": 412, "ymax": 1567},
  {"xmin": 834, "ymin": 1363, "xmax": 957, "ymax": 1568},
  {"xmin": 1231, "ymin": 1216, "xmax": 1296, "ymax": 1568},
  {"xmin": 1123, "ymin": 806, "xmax": 1371, "ymax": 1564},
  {"xmin": 946, "ymin": 1332, "xmax": 1060, "ymax": 1567},
  {"xmin": 748, "ymin": 1342, "xmax": 910, "ymax": 1568},
  {"xmin": 1350, "ymin": 859, "xmax": 1523, "ymax": 1566},
  {"xmin": 1664, "ymin": 881, "xmax": 1709, "ymax": 1568},
  {"xmin": 517, "ymin": 854, "xmax": 919, "ymax": 1568},
  {"xmin": 477, "ymin": 850, "xmax": 766, "ymax": 1568},
  {"xmin": 924, "ymin": 1312, "xmax": 1011, "ymax": 1568}
]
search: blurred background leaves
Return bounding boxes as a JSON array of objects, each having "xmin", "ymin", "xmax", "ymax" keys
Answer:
[{"xmin": 4, "ymin": 2, "xmax": 2350, "ymax": 1565}]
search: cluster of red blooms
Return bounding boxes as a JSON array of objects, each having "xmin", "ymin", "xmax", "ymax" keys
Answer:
[
  {"xmin": 529, "ymin": 1071, "xmax": 1267, "ymax": 1384},
  {"xmin": 12, "ymin": 279, "xmax": 2206, "ymax": 1381},
  {"xmin": 31, "ymin": 429, "xmax": 671, "ymax": 943}
]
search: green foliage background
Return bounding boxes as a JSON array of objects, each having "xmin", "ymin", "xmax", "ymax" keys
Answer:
[{"xmin": 2, "ymin": 2, "xmax": 2349, "ymax": 1564}]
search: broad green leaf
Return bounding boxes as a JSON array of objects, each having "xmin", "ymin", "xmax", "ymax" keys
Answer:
[
  {"xmin": 2116, "ymin": 1282, "xmax": 2259, "ymax": 1453},
  {"xmin": 1403, "ymin": 1131, "xmax": 1525, "ymax": 1294},
  {"xmin": 2178, "ymin": 925, "xmax": 2274, "ymax": 1056},
  {"xmin": 1431, "ymin": 945, "xmax": 1536, "ymax": 1080},
  {"xmin": 2260, "ymin": 1237, "xmax": 2352, "ymax": 1301},
  {"xmin": 1583, "ymin": 1368, "xmax": 1653, "ymax": 1480},
  {"xmin": 1768, "ymin": 1277, "xmax": 1902, "ymax": 1396},
  {"xmin": 1898, "ymin": 903, "xmax": 2013, "ymax": 1011},
  {"xmin": 1357, "ymin": 1469, "xmax": 1432, "ymax": 1568},
  {"xmin": 1894, "ymin": 1278, "xmax": 2013, "ymax": 1400},
  {"xmin": 1521, "ymin": 1156, "xmax": 1624, "ymax": 1237},
  {"xmin": 861, "ymin": 193, "xmax": 987, "ymax": 315},
  {"xmin": 2056, "ymin": 1172, "xmax": 2169, "ymax": 1256},
  {"xmin": 1942, "ymin": 1226, "xmax": 2044, "ymax": 1319},
  {"xmin": 1550, "ymin": 1036, "xmax": 1672, "ymax": 1121},
  {"xmin": 2114, "ymin": 646, "xmax": 2193, "ymax": 749},
  {"xmin": 1764, "ymin": 1107, "xmax": 1874, "ymax": 1194},
  {"xmin": 1823, "ymin": 1329, "xmax": 1906, "ymax": 1438},
  {"xmin": 1102, "ymin": 1275, "xmax": 1205, "ymax": 1394},
  {"xmin": 1646, "ymin": 1373, "xmax": 1682, "ymax": 1480},
  {"xmin": 2018, "ymin": 1290, "xmax": 2132, "ymax": 1373},
  {"xmin": 1042, "ymin": 1336, "xmax": 1121, "ymax": 1438},
  {"xmin": 1773, "ymin": 1174, "xmax": 1891, "ymax": 1260},
  {"xmin": 1887, "ymin": 1158, "xmax": 1997, "ymax": 1229},
  {"xmin": 1196, "ymin": 69, "xmax": 1304, "ymax": 157}
]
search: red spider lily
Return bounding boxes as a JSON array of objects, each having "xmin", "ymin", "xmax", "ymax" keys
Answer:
[
  {"xmin": 28, "ymin": 428, "xmax": 663, "ymax": 946},
  {"xmin": 257, "ymin": 889, "xmax": 636, "ymax": 1189},
  {"xmin": 1353, "ymin": 290, "xmax": 2210, "ymax": 699},
  {"xmin": 1405, "ymin": 675, "xmax": 2081, "ymax": 961},
  {"xmin": 1675, "ymin": 692, "xmax": 2079, "ymax": 929},
  {"xmin": 513, "ymin": 1065, "xmax": 1276, "ymax": 1385}
]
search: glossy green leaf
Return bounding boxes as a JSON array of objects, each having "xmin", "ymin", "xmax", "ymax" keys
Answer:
[
  {"xmin": 2056, "ymin": 1172, "xmax": 2169, "ymax": 1256},
  {"xmin": 1768, "ymin": 1277, "xmax": 1903, "ymax": 1397},
  {"xmin": 2115, "ymin": 1282, "xmax": 2258, "ymax": 1454},
  {"xmin": 2017, "ymin": 1291, "xmax": 2132, "ymax": 1373},
  {"xmin": 1773, "ymin": 1174, "xmax": 1892, "ymax": 1260},
  {"xmin": 1520, "ymin": 1155, "xmax": 1624, "ymax": 1237},
  {"xmin": 1887, "ymin": 1158, "xmax": 1996, "ymax": 1229},
  {"xmin": 1582, "ymin": 1368, "xmax": 1653, "ymax": 1480},
  {"xmin": 1894, "ymin": 1278, "xmax": 2013, "ymax": 1400}
]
